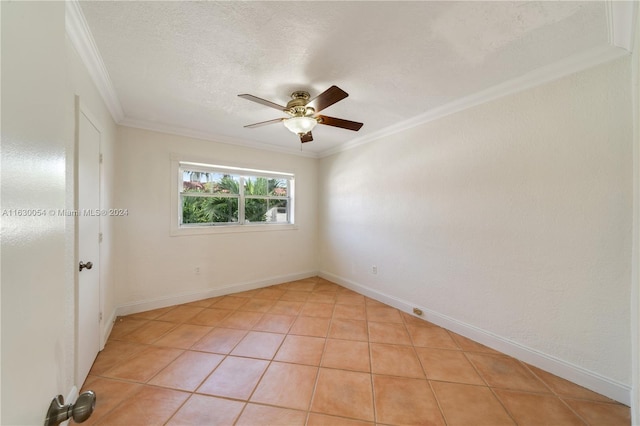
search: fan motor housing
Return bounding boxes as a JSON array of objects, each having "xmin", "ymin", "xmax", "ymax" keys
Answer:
[{"xmin": 286, "ymin": 91, "xmax": 314, "ymax": 117}]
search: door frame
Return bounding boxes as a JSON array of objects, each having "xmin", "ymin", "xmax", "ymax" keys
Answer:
[{"xmin": 74, "ymin": 96, "xmax": 104, "ymax": 386}]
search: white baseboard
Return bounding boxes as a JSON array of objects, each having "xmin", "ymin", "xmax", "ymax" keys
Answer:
[
  {"xmin": 115, "ymin": 270, "xmax": 318, "ymax": 317},
  {"xmin": 101, "ymin": 308, "xmax": 117, "ymax": 348},
  {"xmin": 320, "ymin": 271, "xmax": 632, "ymax": 406}
]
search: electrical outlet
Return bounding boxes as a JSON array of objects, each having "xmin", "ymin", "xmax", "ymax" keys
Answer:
[
  {"xmin": 372, "ymin": 265, "xmax": 378, "ymax": 275},
  {"xmin": 195, "ymin": 266, "xmax": 200, "ymax": 275}
]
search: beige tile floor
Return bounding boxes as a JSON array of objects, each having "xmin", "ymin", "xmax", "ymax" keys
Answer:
[{"xmin": 78, "ymin": 277, "xmax": 630, "ymax": 425}]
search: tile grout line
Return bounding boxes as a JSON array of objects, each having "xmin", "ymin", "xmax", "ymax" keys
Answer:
[
  {"xmin": 161, "ymin": 292, "xmax": 258, "ymax": 425},
  {"xmin": 193, "ymin": 287, "xmax": 281, "ymax": 424},
  {"xmin": 130, "ymin": 315, "xmax": 196, "ymax": 426},
  {"xmin": 402, "ymin": 309, "xmax": 449, "ymax": 426},
  {"xmin": 241, "ymin": 278, "xmax": 316, "ymax": 425},
  {"xmin": 304, "ymin": 286, "xmax": 335, "ymax": 425},
  {"xmin": 85, "ymin": 277, "xmax": 629, "ymax": 425},
  {"xmin": 364, "ymin": 299, "xmax": 377, "ymax": 425},
  {"xmin": 240, "ymin": 285, "xmax": 299, "ymax": 418},
  {"xmin": 518, "ymin": 360, "xmax": 592, "ymax": 425},
  {"xmin": 457, "ymin": 340, "xmax": 520, "ymax": 425}
]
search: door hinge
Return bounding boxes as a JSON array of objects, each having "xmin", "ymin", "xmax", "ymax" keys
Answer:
[
  {"xmin": 99, "ymin": 232, "xmax": 103, "ymax": 243},
  {"xmin": 99, "ymin": 153, "xmax": 103, "ymax": 164}
]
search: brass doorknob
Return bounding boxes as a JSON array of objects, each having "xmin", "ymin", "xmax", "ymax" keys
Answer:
[{"xmin": 79, "ymin": 261, "xmax": 93, "ymax": 272}]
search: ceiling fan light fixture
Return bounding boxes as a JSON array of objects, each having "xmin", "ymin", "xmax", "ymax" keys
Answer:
[
  {"xmin": 283, "ymin": 116, "xmax": 318, "ymax": 135},
  {"xmin": 239, "ymin": 86, "xmax": 363, "ymax": 142}
]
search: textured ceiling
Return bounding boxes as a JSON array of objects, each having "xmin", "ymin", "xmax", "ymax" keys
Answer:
[{"xmin": 78, "ymin": 1, "xmax": 613, "ymax": 156}]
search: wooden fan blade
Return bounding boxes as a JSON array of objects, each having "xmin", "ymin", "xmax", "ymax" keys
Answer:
[
  {"xmin": 300, "ymin": 131, "xmax": 313, "ymax": 143},
  {"xmin": 238, "ymin": 94, "xmax": 286, "ymax": 111},
  {"xmin": 307, "ymin": 86, "xmax": 348, "ymax": 113},
  {"xmin": 317, "ymin": 115, "xmax": 363, "ymax": 131},
  {"xmin": 244, "ymin": 118, "xmax": 285, "ymax": 128}
]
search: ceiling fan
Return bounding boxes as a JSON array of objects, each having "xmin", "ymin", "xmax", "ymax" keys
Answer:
[{"xmin": 238, "ymin": 86, "xmax": 363, "ymax": 143}]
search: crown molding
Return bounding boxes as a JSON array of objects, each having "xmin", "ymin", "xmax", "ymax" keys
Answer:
[
  {"xmin": 119, "ymin": 117, "xmax": 319, "ymax": 158},
  {"xmin": 319, "ymin": 44, "xmax": 629, "ymax": 158},
  {"xmin": 65, "ymin": 0, "xmax": 124, "ymax": 123},
  {"xmin": 66, "ymin": 0, "xmax": 635, "ymax": 160}
]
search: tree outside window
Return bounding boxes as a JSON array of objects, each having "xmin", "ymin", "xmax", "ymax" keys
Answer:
[{"xmin": 179, "ymin": 165, "xmax": 293, "ymax": 227}]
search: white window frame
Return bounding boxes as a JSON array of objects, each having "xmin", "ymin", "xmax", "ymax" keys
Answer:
[{"xmin": 171, "ymin": 158, "xmax": 297, "ymax": 236}]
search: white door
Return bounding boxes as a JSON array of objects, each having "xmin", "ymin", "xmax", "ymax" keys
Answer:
[{"xmin": 77, "ymin": 108, "xmax": 102, "ymax": 386}]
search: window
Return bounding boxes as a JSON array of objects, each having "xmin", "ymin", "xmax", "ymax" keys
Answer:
[{"xmin": 178, "ymin": 162, "xmax": 294, "ymax": 228}]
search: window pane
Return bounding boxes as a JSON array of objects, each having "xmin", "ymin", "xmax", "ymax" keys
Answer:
[
  {"xmin": 244, "ymin": 198, "xmax": 268, "ymax": 222},
  {"xmin": 245, "ymin": 198, "xmax": 288, "ymax": 223},
  {"xmin": 244, "ymin": 176, "xmax": 288, "ymax": 197},
  {"xmin": 266, "ymin": 199, "xmax": 288, "ymax": 223},
  {"xmin": 212, "ymin": 174, "xmax": 240, "ymax": 195},
  {"xmin": 182, "ymin": 171, "xmax": 239, "ymax": 195},
  {"xmin": 244, "ymin": 176, "xmax": 268, "ymax": 196},
  {"xmin": 182, "ymin": 196, "xmax": 238, "ymax": 224},
  {"xmin": 182, "ymin": 171, "xmax": 208, "ymax": 193},
  {"xmin": 178, "ymin": 162, "xmax": 293, "ymax": 229},
  {"xmin": 269, "ymin": 178, "xmax": 288, "ymax": 197}
]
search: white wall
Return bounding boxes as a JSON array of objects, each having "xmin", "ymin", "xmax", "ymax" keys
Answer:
[
  {"xmin": 319, "ymin": 57, "xmax": 633, "ymax": 401},
  {"xmin": 114, "ymin": 127, "xmax": 318, "ymax": 311},
  {"xmin": 0, "ymin": 4, "xmax": 120, "ymax": 422},
  {"xmin": 631, "ymin": 6, "xmax": 640, "ymax": 423},
  {"xmin": 1, "ymin": 2, "xmax": 74, "ymax": 423}
]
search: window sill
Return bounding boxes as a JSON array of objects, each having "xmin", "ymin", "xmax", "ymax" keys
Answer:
[{"xmin": 170, "ymin": 223, "xmax": 298, "ymax": 236}]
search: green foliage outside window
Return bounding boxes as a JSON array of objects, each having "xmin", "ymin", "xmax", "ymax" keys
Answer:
[{"xmin": 182, "ymin": 174, "xmax": 288, "ymax": 225}]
